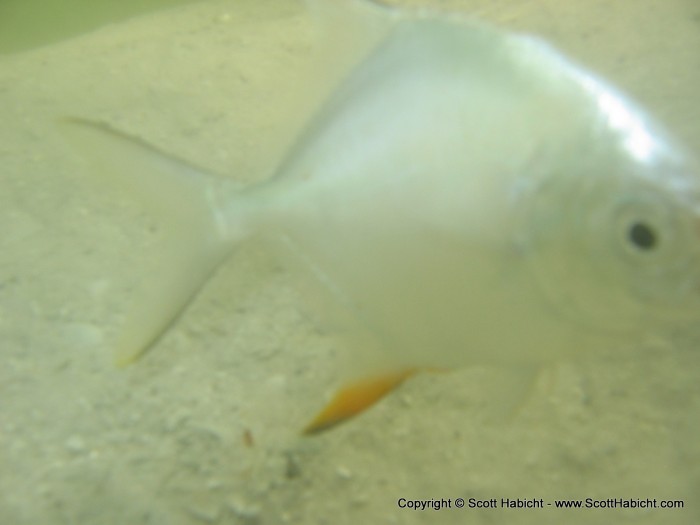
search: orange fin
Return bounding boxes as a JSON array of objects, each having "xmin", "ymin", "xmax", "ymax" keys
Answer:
[{"xmin": 303, "ymin": 369, "xmax": 419, "ymax": 435}]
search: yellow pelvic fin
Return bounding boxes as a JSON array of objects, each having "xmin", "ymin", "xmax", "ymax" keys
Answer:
[{"xmin": 303, "ymin": 368, "xmax": 420, "ymax": 435}]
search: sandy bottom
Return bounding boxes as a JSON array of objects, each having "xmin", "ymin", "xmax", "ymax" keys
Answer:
[{"xmin": 1, "ymin": 1, "xmax": 699, "ymax": 524}]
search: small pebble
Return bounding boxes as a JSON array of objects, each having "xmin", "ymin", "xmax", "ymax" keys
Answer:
[
  {"xmin": 65, "ymin": 435, "xmax": 85, "ymax": 454},
  {"xmin": 336, "ymin": 466, "xmax": 352, "ymax": 480}
]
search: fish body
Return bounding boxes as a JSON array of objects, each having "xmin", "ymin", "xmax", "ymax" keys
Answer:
[
  {"xmin": 235, "ymin": 11, "xmax": 700, "ymax": 368},
  {"xmin": 63, "ymin": 1, "xmax": 700, "ymax": 424}
]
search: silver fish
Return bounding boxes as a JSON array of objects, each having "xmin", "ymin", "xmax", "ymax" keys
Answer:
[{"xmin": 62, "ymin": 0, "xmax": 700, "ymax": 428}]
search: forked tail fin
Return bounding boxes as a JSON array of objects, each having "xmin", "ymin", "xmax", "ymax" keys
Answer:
[{"xmin": 61, "ymin": 119, "xmax": 241, "ymax": 365}]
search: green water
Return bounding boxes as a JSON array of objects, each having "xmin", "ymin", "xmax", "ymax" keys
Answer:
[
  {"xmin": 0, "ymin": 0, "xmax": 202, "ymax": 53},
  {"xmin": 0, "ymin": 1, "xmax": 698, "ymax": 524}
]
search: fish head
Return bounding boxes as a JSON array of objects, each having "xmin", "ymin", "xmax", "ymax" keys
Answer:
[{"xmin": 519, "ymin": 72, "xmax": 700, "ymax": 342}]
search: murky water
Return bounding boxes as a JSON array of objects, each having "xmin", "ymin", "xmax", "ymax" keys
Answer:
[{"xmin": 1, "ymin": 1, "xmax": 698, "ymax": 524}]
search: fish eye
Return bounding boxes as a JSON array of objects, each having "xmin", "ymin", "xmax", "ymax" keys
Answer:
[{"xmin": 627, "ymin": 221, "xmax": 658, "ymax": 251}]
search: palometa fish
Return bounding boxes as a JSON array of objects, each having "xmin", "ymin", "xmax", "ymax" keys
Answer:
[{"xmin": 62, "ymin": 0, "xmax": 700, "ymax": 433}]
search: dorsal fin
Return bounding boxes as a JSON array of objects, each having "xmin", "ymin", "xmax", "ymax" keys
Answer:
[
  {"xmin": 304, "ymin": 0, "xmax": 397, "ymax": 43},
  {"xmin": 303, "ymin": 0, "xmax": 400, "ymax": 89}
]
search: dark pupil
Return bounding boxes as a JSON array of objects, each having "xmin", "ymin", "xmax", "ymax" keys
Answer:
[{"xmin": 628, "ymin": 222, "xmax": 657, "ymax": 250}]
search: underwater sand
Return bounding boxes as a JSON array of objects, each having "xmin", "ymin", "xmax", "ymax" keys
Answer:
[{"xmin": 1, "ymin": 0, "xmax": 699, "ymax": 523}]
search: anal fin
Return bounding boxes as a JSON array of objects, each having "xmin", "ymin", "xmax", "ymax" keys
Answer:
[{"xmin": 303, "ymin": 368, "xmax": 420, "ymax": 435}]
